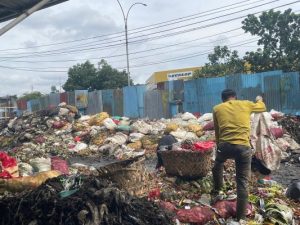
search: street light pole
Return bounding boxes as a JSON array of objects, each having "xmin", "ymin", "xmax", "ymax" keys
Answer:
[{"xmin": 116, "ymin": 0, "xmax": 147, "ymax": 86}]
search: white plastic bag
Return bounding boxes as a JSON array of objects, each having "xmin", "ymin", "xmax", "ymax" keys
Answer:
[
  {"xmin": 131, "ymin": 121, "xmax": 152, "ymax": 134},
  {"xmin": 105, "ymin": 132, "xmax": 128, "ymax": 145},
  {"xmin": 73, "ymin": 142, "xmax": 88, "ymax": 152},
  {"xmin": 18, "ymin": 163, "xmax": 34, "ymax": 177},
  {"xmin": 198, "ymin": 113, "xmax": 213, "ymax": 123},
  {"xmin": 181, "ymin": 112, "xmax": 197, "ymax": 121},
  {"xmin": 103, "ymin": 118, "xmax": 117, "ymax": 130},
  {"xmin": 170, "ymin": 130, "xmax": 198, "ymax": 141},
  {"xmin": 58, "ymin": 108, "xmax": 69, "ymax": 116},
  {"xmin": 129, "ymin": 133, "xmax": 145, "ymax": 142},
  {"xmin": 251, "ymin": 113, "xmax": 282, "ymax": 171},
  {"xmin": 30, "ymin": 158, "xmax": 51, "ymax": 172}
]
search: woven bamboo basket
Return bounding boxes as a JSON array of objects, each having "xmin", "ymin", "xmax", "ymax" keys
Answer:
[
  {"xmin": 97, "ymin": 156, "xmax": 151, "ymax": 196},
  {"xmin": 160, "ymin": 150, "xmax": 213, "ymax": 179}
]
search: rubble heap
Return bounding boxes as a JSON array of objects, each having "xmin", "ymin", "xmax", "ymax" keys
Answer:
[{"xmin": 0, "ymin": 175, "xmax": 174, "ymax": 225}]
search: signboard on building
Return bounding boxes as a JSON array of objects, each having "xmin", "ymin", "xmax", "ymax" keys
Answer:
[{"xmin": 167, "ymin": 71, "xmax": 193, "ymax": 81}]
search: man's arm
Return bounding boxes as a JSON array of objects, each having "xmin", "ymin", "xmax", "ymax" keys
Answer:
[
  {"xmin": 249, "ymin": 96, "xmax": 267, "ymax": 113},
  {"xmin": 213, "ymin": 110, "xmax": 220, "ymax": 145}
]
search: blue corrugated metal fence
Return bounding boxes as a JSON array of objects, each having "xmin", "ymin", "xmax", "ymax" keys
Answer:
[{"xmin": 21, "ymin": 70, "xmax": 300, "ymax": 116}]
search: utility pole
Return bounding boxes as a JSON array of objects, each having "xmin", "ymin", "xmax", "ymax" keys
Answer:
[{"xmin": 116, "ymin": 0, "xmax": 147, "ymax": 86}]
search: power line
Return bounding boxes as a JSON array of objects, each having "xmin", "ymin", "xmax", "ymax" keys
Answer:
[
  {"xmin": 4, "ymin": 28, "xmax": 243, "ymax": 63},
  {"xmin": 0, "ymin": 0, "xmax": 281, "ymax": 57},
  {"xmin": 21, "ymin": 0, "xmax": 266, "ymax": 52},
  {"xmin": 0, "ymin": 38, "xmax": 259, "ymax": 73},
  {"xmin": 1, "ymin": 0, "xmax": 293, "ymax": 60},
  {"xmin": 122, "ymin": 39, "xmax": 260, "ymax": 69},
  {"xmin": 0, "ymin": 0, "xmax": 254, "ymax": 52}
]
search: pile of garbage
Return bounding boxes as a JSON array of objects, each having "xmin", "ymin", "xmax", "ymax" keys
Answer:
[
  {"xmin": 0, "ymin": 109, "xmax": 216, "ymax": 180},
  {"xmin": 0, "ymin": 175, "xmax": 174, "ymax": 225},
  {"xmin": 148, "ymin": 160, "xmax": 300, "ymax": 225},
  {"xmin": 1, "ymin": 106, "xmax": 300, "ymax": 224}
]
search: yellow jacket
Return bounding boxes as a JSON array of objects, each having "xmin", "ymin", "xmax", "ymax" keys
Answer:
[{"xmin": 213, "ymin": 100, "xmax": 266, "ymax": 147}]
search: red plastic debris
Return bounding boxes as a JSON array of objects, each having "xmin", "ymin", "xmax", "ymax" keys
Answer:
[
  {"xmin": 203, "ymin": 121, "xmax": 214, "ymax": 131},
  {"xmin": 0, "ymin": 152, "xmax": 17, "ymax": 168},
  {"xmin": 159, "ymin": 201, "xmax": 177, "ymax": 213},
  {"xmin": 74, "ymin": 136, "xmax": 81, "ymax": 142},
  {"xmin": 193, "ymin": 112, "xmax": 201, "ymax": 118},
  {"xmin": 176, "ymin": 207, "xmax": 215, "ymax": 224},
  {"xmin": 193, "ymin": 141, "xmax": 215, "ymax": 152},
  {"xmin": 148, "ymin": 188, "xmax": 161, "ymax": 200},
  {"xmin": 51, "ymin": 157, "xmax": 69, "ymax": 175},
  {"xmin": 112, "ymin": 119, "xmax": 120, "ymax": 125},
  {"xmin": 213, "ymin": 200, "xmax": 253, "ymax": 219},
  {"xmin": 270, "ymin": 127, "xmax": 284, "ymax": 139},
  {"xmin": 52, "ymin": 121, "xmax": 65, "ymax": 129},
  {"xmin": 0, "ymin": 170, "xmax": 13, "ymax": 179}
]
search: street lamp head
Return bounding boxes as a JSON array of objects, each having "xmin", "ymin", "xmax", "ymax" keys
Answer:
[{"xmin": 142, "ymin": 3, "xmax": 147, "ymax": 6}]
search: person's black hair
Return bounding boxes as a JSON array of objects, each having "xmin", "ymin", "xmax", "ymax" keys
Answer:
[{"xmin": 221, "ymin": 89, "xmax": 237, "ymax": 102}]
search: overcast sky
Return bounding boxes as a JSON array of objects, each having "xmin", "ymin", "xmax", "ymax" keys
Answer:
[{"xmin": 0, "ymin": 0, "xmax": 299, "ymax": 96}]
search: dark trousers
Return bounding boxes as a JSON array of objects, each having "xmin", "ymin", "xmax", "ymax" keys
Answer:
[{"xmin": 212, "ymin": 142, "xmax": 252, "ymax": 220}]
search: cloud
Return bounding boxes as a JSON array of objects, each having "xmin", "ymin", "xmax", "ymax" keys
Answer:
[{"xmin": 0, "ymin": 0, "xmax": 285, "ymax": 96}]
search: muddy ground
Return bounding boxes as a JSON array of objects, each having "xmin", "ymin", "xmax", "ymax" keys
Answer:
[{"xmin": 273, "ymin": 152, "xmax": 300, "ymax": 187}]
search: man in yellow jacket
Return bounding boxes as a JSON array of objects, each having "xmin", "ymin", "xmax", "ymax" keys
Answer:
[{"xmin": 212, "ymin": 89, "xmax": 266, "ymax": 221}]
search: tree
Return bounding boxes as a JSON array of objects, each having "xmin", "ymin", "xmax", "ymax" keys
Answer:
[
  {"xmin": 242, "ymin": 9, "xmax": 300, "ymax": 72},
  {"xmin": 63, "ymin": 60, "xmax": 131, "ymax": 91},
  {"xmin": 51, "ymin": 86, "xmax": 59, "ymax": 93},
  {"xmin": 18, "ymin": 91, "xmax": 43, "ymax": 101},
  {"xmin": 63, "ymin": 61, "xmax": 97, "ymax": 91},
  {"xmin": 193, "ymin": 46, "xmax": 245, "ymax": 78},
  {"xmin": 94, "ymin": 59, "xmax": 132, "ymax": 90}
]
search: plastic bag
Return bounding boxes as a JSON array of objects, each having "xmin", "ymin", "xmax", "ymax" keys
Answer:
[
  {"xmin": 30, "ymin": 158, "xmax": 51, "ymax": 172},
  {"xmin": 105, "ymin": 132, "xmax": 128, "ymax": 145},
  {"xmin": 270, "ymin": 127, "xmax": 284, "ymax": 139},
  {"xmin": 129, "ymin": 133, "xmax": 145, "ymax": 142},
  {"xmin": 51, "ymin": 157, "xmax": 69, "ymax": 175},
  {"xmin": 131, "ymin": 121, "xmax": 152, "ymax": 134},
  {"xmin": 176, "ymin": 207, "xmax": 215, "ymax": 224},
  {"xmin": 250, "ymin": 113, "xmax": 282, "ymax": 171},
  {"xmin": 88, "ymin": 112, "xmax": 109, "ymax": 126},
  {"xmin": 193, "ymin": 141, "xmax": 215, "ymax": 152},
  {"xmin": 165, "ymin": 123, "xmax": 179, "ymax": 133},
  {"xmin": 73, "ymin": 142, "xmax": 88, "ymax": 152},
  {"xmin": 270, "ymin": 109, "xmax": 284, "ymax": 120},
  {"xmin": 0, "ymin": 152, "xmax": 17, "ymax": 168},
  {"xmin": 286, "ymin": 182, "xmax": 300, "ymax": 201},
  {"xmin": 159, "ymin": 201, "xmax": 177, "ymax": 213},
  {"xmin": 127, "ymin": 141, "xmax": 142, "ymax": 150},
  {"xmin": 148, "ymin": 188, "xmax": 160, "ymax": 200},
  {"xmin": 141, "ymin": 135, "xmax": 159, "ymax": 149},
  {"xmin": 52, "ymin": 121, "xmax": 66, "ymax": 129},
  {"xmin": 116, "ymin": 125, "xmax": 132, "ymax": 132},
  {"xmin": 58, "ymin": 107, "xmax": 69, "ymax": 116},
  {"xmin": 187, "ymin": 124, "xmax": 202, "ymax": 133},
  {"xmin": 181, "ymin": 112, "xmax": 197, "ymax": 121},
  {"xmin": 102, "ymin": 118, "xmax": 117, "ymax": 130},
  {"xmin": 170, "ymin": 130, "xmax": 198, "ymax": 141},
  {"xmin": 18, "ymin": 163, "xmax": 34, "ymax": 177},
  {"xmin": 0, "ymin": 152, "xmax": 18, "ymax": 178},
  {"xmin": 265, "ymin": 203, "xmax": 293, "ymax": 225},
  {"xmin": 275, "ymin": 138, "xmax": 290, "ymax": 152},
  {"xmin": 198, "ymin": 113, "xmax": 213, "ymax": 123},
  {"xmin": 203, "ymin": 121, "xmax": 214, "ymax": 131},
  {"xmin": 213, "ymin": 200, "xmax": 253, "ymax": 219}
]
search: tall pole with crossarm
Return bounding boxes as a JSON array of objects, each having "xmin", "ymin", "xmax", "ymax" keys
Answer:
[{"xmin": 116, "ymin": 0, "xmax": 147, "ymax": 86}]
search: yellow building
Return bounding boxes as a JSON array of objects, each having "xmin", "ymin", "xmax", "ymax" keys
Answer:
[{"xmin": 146, "ymin": 67, "xmax": 201, "ymax": 86}]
